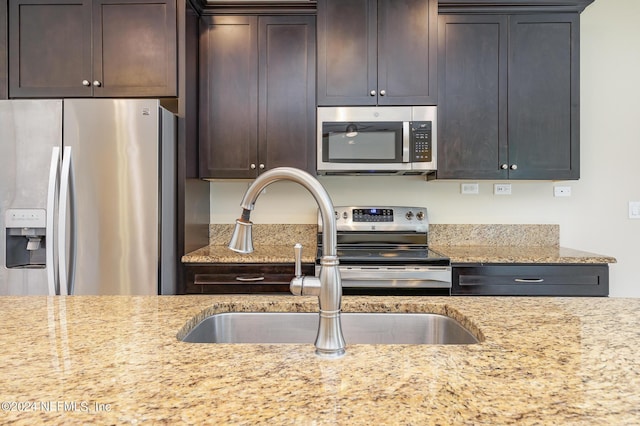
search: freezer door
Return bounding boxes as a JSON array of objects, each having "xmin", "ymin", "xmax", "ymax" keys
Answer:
[
  {"xmin": 63, "ymin": 99, "xmax": 165, "ymax": 295},
  {"xmin": 0, "ymin": 100, "xmax": 63, "ymax": 295}
]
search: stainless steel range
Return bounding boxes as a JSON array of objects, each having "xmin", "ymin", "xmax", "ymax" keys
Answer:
[{"xmin": 317, "ymin": 206, "xmax": 451, "ymax": 295}]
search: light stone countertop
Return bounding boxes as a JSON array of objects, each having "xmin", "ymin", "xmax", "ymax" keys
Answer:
[
  {"xmin": 182, "ymin": 243, "xmax": 317, "ymax": 264},
  {"xmin": 182, "ymin": 223, "xmax": 616, "ymax": 265},
  {"xmin": 1, "ymin": 295, "xmax": 639, "ymax": 424},
  {"xmin": 182, "ymin": 244, "xmax": 617, "ymax": 264},
  {"xmin": 182, "ymin": 223, "xmax": 318, "ymax": 264},
  {"xmin": 432, "ymin": 245, "xmax": 617, "ymax": 264}
]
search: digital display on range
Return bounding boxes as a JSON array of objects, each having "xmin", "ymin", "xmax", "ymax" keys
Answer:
[{"xmin": 352, "ymin": 208, "xmax": 394, "ymax": 222}]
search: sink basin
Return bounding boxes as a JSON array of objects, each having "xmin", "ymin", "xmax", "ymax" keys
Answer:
[{"xmin": 180, "ymin": 312, "xmax": 479, "ymax": 345}]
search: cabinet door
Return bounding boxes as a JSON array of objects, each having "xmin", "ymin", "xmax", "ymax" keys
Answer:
[
  {"xmin": 199, "ymin": 15, "xmax": 258, "ymax": 179},
  {"xmin": 508, "ymin": 14, "xmax": 579, "ymax": 179},
  {"xmin": 1, "ymin": 0, "xmax": 7, "ymax": 99},
  {"xmin": 317, "ymin": 0, "xmax": 377, "ymax": 106},
  {"xmin": 377, "ymin": 0, "xmax": 437, "ymax": 105},
  {"xmin": 9, "ymin": 0, "xmax": 92, "ymax": 98},
  {"xmin": 258, "ymin": 16, "xmax": 316, "ymax": 174},
  {"xmin": 93, "ymin": 0, "xmax": 177, "ymax": 97},
  {"xmin": 437, "ymin": 15, "xmax": 508, "ymax": 179}
]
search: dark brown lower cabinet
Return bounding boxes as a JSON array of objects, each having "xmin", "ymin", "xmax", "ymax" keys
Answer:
[
  {"xmin": 452, "ymin": 264, "xmax": 609, "ymax": 296},
  {"xmin": 184, "ymin": 263, "xmax": 314, "ymax": 294}
]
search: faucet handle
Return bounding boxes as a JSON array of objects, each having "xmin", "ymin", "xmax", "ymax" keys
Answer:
[
  {"xmin": 294, "ymin": 243, "xmax": 302, "ymax": 278},
  {"xmin": 290, "ymin": 243, "xmax": 321, "ymax": 296}
]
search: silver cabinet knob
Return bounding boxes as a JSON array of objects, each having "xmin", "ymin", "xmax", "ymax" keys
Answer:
[
  {"xmin": 500, "ymin": 164, "xmax": 508, "ymax": 170},
  {"xmin": 380, "ymin": 90, "xmax": 386, "ymax": 96},
  {"xmin": 370, "ymin": 90, "xmax": 376, "ymax": 96},
  {"xmin": 259, "ymin": 164, "xmax": 265, "ymax": 170},
  {"xmin": 250, "ymin": 163, "xmax": 256, "ymax": 170},
  {"xmin": 510, "ymin": 164, "xmax": 518, "ymax": 170},
  {"xmin": 82, "ymin": 80, "xmax": 91, "ymax": 87},
  {"xmin": 92, "ymin": 80, "xmax": 101, "ymax": 87}
]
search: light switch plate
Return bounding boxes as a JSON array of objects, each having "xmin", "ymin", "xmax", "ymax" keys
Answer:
[
  {"xmin": 461, "ymin": 183, "xmax": 479, "ymax": 194},
  {"xmin": 629, "ymin": 201, "xmax": 640, "ymax": 219}
]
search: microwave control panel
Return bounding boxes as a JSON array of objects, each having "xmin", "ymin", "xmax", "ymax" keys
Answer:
[{"xmin": 410, "ymin": 121, "xmax": 432, "ymax": 162}]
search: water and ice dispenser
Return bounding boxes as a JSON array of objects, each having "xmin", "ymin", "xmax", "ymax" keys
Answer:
[{"xmin": 5, "ymin": 209, "xmax": 47, "ymax": 269}]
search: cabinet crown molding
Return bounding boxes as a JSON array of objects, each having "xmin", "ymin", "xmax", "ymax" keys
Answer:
[
  {"xmin": 189, "ymin": 0, "xmax": 316, "ymax": 15},
  {"xmin": 188, "ymin": 0, "xmax": 594, "ymax": 15},
  {"xmin": 438, "ymin": 0, "xmax": 595, "ymax": 14}
]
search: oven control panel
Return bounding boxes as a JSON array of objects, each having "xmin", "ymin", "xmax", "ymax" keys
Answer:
[
  {"xmin": 352, "ymin": 208, "xmax": 394, "ymax": 222},
  {"xmin": 320, "ymin": 206, "xmax": 429, "ymax": 232}
]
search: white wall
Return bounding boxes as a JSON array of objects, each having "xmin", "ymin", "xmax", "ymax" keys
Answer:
[{"xmin": 210, "ymin": 0, "xmax": 640, "ymax": 297}]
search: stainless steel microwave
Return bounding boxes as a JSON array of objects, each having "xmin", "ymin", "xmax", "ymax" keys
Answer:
[{"xmin": 317, "ymin": 106, "xmax": 437, "ymax": 175}]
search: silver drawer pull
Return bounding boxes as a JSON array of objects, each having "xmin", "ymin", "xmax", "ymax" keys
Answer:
[
  {"xmin": 235, "ymin": 276, "xmax": 265, "ymax": 282},
  {"xmin": 514, "ymin": 278, "xmax": 544, "ymax": 283}
]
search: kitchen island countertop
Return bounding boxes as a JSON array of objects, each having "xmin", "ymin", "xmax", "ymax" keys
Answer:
[{"xmin": 1, "ymin": 295, "xmax": 638, "ymax": 424}]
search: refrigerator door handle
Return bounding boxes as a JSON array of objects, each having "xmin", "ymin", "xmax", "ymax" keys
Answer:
[
  {"xmin": 46, "ymin": 147, "xmax": 60, "ymax": 296},
  {"xmin": 58, "ymin": 147, "xmax": 77, "ymax": 295}
]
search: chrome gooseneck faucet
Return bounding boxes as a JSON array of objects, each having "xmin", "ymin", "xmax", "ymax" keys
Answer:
[{"xmin": 228, "ymin": 167, "xmax": 346, "ymax": 358}]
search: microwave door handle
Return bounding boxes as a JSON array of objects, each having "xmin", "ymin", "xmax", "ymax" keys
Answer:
[{"xmin": 402, "ymin": 122, "xmax": 410, "ymax": 162}]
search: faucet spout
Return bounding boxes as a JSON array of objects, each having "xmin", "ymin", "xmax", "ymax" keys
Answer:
[{"xmin": 228, "ymin": 167, "xmax": 345, "ymax": 358}]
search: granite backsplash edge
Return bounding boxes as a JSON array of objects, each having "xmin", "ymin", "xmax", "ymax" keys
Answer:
[{"xmin": 208, "ymin": 223, "xmax": 559, "ymax": 247}]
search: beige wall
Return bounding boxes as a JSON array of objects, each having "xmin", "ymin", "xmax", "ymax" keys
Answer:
[{"xmin": 210, "ymin": 0, "xmax": 640, "ymax": 297}]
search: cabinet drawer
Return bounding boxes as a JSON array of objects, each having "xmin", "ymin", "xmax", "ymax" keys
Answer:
[
  {"xmin": 185, "ymin": 263, "xmax": 314, "ymax": 294},
  {"xmin": 452, "ymin": 264, "xmax": 608, "ymax": 296}
]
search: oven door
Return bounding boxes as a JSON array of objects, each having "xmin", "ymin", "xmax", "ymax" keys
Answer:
[{"xmin": 339, "ymin": 265, "xmax": 451, "ymax": 288}]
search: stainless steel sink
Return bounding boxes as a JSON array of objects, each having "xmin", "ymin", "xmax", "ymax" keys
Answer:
[{"xmin": 180, "ymin": 312, "xmax": 479, "ymax": 345}]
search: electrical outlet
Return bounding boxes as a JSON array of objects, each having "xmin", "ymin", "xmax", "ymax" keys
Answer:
[
  {"xmin": 494, "ymin": 183, "xmax": 511, "ymax": 195},
  {"xmin": 554, "ymin": 186, "xmax": 572, "ymax": 197},
  {"xmin": 461, "ymin": 183, "xmax": 479, "ymax": 195},
  {"xmin": 629, "ymin": 201, "xmax": 640, "ymax": 219}
]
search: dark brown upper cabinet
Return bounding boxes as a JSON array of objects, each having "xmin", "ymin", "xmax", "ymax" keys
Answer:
[
  {"xmin": 317, "ymin": 0, "xmax": 437, "ymax": 106},
  {"xmin": 199, "ymin": 15, "xmax": 316, "ymax": 179},
  {"xmin": 9, "ymin": 0, "xmax": 177, "ymax": 98},
  {"xmin": 437, "ymin": 13, "xmax": 580, "ymax": 180}
]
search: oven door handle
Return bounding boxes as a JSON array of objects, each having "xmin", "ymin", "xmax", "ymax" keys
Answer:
[{"xmin": 339, "ymin": 267, "xmax": 451, "ymax": 282}]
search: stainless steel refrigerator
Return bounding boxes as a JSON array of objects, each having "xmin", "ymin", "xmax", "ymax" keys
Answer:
[{"xmin": 0, "ymin": 99, "xmax": 176, "ymax": 295}]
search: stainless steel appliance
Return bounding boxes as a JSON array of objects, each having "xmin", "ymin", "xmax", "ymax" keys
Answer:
[
  {"xmin": 317, "ymin": 206, "xmax": 451, "ymax": 295},
  {"xmin": 317, "ymin": 106, "xmax": 437, "ymax": 175},
  {"xmin": 0, "ymin": 99, "xmax": 176, "ymax": 295}
]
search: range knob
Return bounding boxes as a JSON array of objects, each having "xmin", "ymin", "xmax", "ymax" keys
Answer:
[
  {"xmin": 416, "ymin": 211, "xmax": 425, "ymax": 221},
  {"xmin": 405, "ymin": 211, "xmax": 414, "ymax": 220}
]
